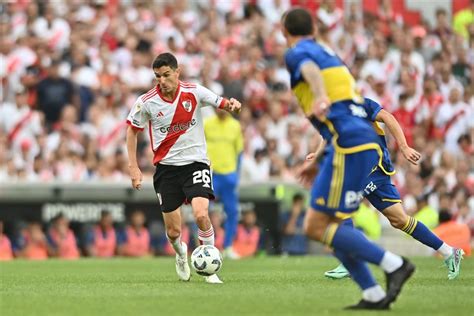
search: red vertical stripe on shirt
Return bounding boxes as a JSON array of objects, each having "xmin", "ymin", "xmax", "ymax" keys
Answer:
[{"xmin": 152, "ymin": 92, "xmax": 198, "ymax": 164}]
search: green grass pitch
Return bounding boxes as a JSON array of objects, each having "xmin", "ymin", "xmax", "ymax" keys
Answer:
[{"xmin": 1, "ymin": 256, "xmax": 473, "ymax": 315}]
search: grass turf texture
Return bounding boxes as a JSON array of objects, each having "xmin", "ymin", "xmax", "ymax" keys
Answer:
[{"xmin": 1, "ymin": 257, "xmax": 473, "ymax": 316}]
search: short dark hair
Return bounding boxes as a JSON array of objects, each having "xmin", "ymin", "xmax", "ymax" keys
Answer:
[
  {"xmin": 293, "ymin": 193, "xmax": 304, "ymax": 203},
  {"xmin": 439, "ymin": 209, "xmax": 452, "ymax": 223},
  {"xmin": 283, "ymin": 8, "xmax": 314, "ymax": 36},
  {"xmin": 435, "ymin": 8, "xmax": 447, "ymax": 17},
  {"xmin": 457, "ymin": 134, "xmax": 471, "ymax": 145},
  {"xmin": 152, "ymin": 52, "xmax": 178, "ymax": 69},
  {"xmin": 52, "ymin": 213, "xmax": 65, "ymax": 223},
  {"xmin": 399, "ymin": 93, "xmax": 409, "ymax": 102}
]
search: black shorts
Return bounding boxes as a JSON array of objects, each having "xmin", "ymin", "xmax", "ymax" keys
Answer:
[{"xmin": 153, "ymin": 162, "xmax": 215, "ymax": 213}]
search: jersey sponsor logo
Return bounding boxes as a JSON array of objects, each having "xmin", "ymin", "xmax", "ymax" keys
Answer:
[
  {"xmin": 344, "ymin": 191, "xmax": 364, "ymax": 209},
  {"xmin": 159, "ymin": 118, "xmax": 197, "ymax": 134},
  {"xmin": 364, "ymin": 181, "xmax": 377, "ymax": 195},
  {"xmin": 182, "ymin": 100, "xmax": 192, "ymax": 112},
  {"xmin": 132, "ymin": 119, "xmax": 140, "ymax": 126},
  {"xmin": 349, "ymin": 104, "xmax": 368, "ymax": 118}
]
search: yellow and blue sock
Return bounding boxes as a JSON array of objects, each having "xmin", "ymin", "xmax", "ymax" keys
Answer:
[{"xmin": 402, "ymin": 216, "xmax": 452, "ymax": 258}]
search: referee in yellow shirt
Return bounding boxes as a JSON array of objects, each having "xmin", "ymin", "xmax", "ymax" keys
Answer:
[{"xmin": 204, "ymin": 109, "xmax": 243, "ymax": 258}]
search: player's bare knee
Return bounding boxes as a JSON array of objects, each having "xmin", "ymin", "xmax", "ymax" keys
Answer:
[
  {"xmin": 303, "ymin": 217, "xmax": 312, "ymax": 236},
  {"xmin": 382, "ymin": 203, "xmax": 406, "ymax": 229},
  {"xmin": 390, "ymin": 214, "xmax": 408, "ymax": 230},
  {"xmin": 166, "ymin": 227, "xmax": 181, "ymax": 240},
  {"xmin": 385, "ymin": 209, "xmax": 408, "ymax": 230},
  {"xmin": 304, "ymin": 221, "xmax": 324, "ymax": 241}
]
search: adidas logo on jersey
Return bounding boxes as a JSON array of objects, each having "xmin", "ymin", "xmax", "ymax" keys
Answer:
[{"xmin": 157, "ymin": 111, "xmax": 164, "ymax": 117}]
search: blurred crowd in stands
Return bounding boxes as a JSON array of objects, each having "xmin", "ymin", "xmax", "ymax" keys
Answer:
[
  {"xmin": 0, "ymin": 206, "xmax": 263, "ymax": 260},
  {"xmin": 0, "ymin": 0, "xmax": 473, "ymax": 259}
]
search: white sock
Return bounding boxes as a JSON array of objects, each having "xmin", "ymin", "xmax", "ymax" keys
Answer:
[
  {"xmin": 362, "ymin": 285, "xmax": 386, "ymax": 302},
  {"xmin": 198, "ymin": 226, "xmax": 215, "ymax": 246},
  {"xmin": 166, "ymin": 234, "xmax": 185, "ymax": 257},
  {"xmin": 380, "ymin": 251, "xmax": 403, "ymax": 273},
  {"xmin": 437, "ymin": 243, "xmax": 453, "ymax": 259}
]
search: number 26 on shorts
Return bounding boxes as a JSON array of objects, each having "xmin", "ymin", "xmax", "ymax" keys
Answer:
[{"xmin": 193, "ymin": 169, "xmax": 213, "ymax": 189}]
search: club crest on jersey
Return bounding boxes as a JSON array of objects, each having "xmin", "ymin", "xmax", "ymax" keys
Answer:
[{"xmin": 182, "ymin": 100, "xmax": 192, "ymax": 112}]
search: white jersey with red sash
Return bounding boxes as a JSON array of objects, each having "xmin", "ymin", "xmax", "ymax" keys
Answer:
[
  {"xmin": 0, "ymin": 104, "xmax": 42, "ymax": 164},
  {"xmin": 126, "ymin": 81, "xmax": 226, "ymax": 166},
  {"xmin": 98, "ymin": 114, "xmax": 127, "ymax": 156}
]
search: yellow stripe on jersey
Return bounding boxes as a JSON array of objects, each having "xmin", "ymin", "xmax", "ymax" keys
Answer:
[
  {"xmin": 372, "ymin": 122, "xmax": 386, "ymax": 136},
  {"xmin": 291, "ymin": 66, "xmax": 363, "ymax": 116},
  {"xmin": 320, "ymin": 66, "xmax": 363, "ymax": 104},
  {"xmin": 328, "ymin": 153, "xmax": 345, "ymax": 209},
  {"xmin": 381, "ymin": 198, "xmax": 402, "ymax": 203},
  {"xmin": 322, "ymin": 119, "xmax": 395, "ymax": 176},
  {"xmin": 292, "ymin": 82, "xmax": 314, "ymax": 116},
  {"xmin": 328, "ymin": 153, "xmax": 341, "ymax": 208},
  {"xmin": 334, "ymin": 153, "xmax": 345, "ymax": 209},
  {"xmin": 335, "ymin": 212, "xmax": 353, "ymax": 220}
]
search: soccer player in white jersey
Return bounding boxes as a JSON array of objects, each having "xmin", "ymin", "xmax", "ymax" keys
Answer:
[{"xmin": 126, "ymin": 53, "xmax": 241, "ymax": 284}]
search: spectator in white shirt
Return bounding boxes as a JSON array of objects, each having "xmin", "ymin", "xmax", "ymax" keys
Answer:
[{"xmin": 435, "ymin": 87, "xmax": 473, "ymax": 155}]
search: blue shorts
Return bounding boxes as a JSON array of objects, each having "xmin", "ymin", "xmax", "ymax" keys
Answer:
[
  {"xmin": 310, "ymin": 147, "xmax": 379, "ymax": 217},
  {"xmin": 363, "ymin": 167, "xmax": 402, "ymax": 212}
]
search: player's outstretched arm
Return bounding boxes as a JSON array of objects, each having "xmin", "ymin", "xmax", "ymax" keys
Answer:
[
  {"xmin": 300, "ymin": 61, "xmax": 330, "ymax": 119},
  {"xmin": 126, "ymin": 125, "xmax": 143, "ymax": 190},
  {"xmin": 376, "ymin": 109, "xmax": 421, "ymax": 165}
]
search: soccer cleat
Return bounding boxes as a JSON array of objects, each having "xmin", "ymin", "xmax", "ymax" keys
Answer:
[
  {"xmin": 344, "ymin": 298, "xmax": 391, "ymax": 310},
  {"xmin": 324, "ymin": 264, "xmax": 350, "ymax": 279},
  {"xmin": 175, "ymin": 242, "xmax": 191, "ymax": 281},
  {"xmin": 204, "ymin": 274, "xmax": 223, "ymax": 284},
  {"xmin": 445, "ymin": 248, "xmax": 464, "ymax": 280},
  {"xmin": 223, "ymin": 247, "xmax": 241, "ymax": 260},
  {"xmin": 385, "ymin": 257, "xmax": 415, "ymax": 304}
]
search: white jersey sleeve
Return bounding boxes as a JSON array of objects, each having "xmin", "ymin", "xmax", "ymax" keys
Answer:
[
  {"xmin": 196, "ymin": 84, "xmax": 227, "ymax": 109},
  {"xmin": 126, "ymin": 97, "xmax": 150, "ymax": 130}
]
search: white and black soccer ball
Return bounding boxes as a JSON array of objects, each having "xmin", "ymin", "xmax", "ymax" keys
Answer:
[{"xmin": 191, "ymin": 245, "xmax": 223, "ymax": 276}]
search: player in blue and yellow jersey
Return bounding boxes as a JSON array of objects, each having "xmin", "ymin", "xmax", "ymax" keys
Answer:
[
  {"xmin": 282, "ymin": 8, "xmax": 414, "ymax": 310},
  {"xmin": 320, "ymin": 98, "xmax": 464, "ymax": 281},
  {"xmin": 204, "ymin": 109, "xmax": 243, "ymax": 259}
]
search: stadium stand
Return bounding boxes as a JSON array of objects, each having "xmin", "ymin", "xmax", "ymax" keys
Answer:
[{"xmin": 0, "ymin": 0, "xmax": 472, "ymax": 258}]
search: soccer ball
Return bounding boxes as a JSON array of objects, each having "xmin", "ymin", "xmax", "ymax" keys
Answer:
[{"xmin": 191, "ymin": 245, "xmax": 223, "ymax": 276}]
